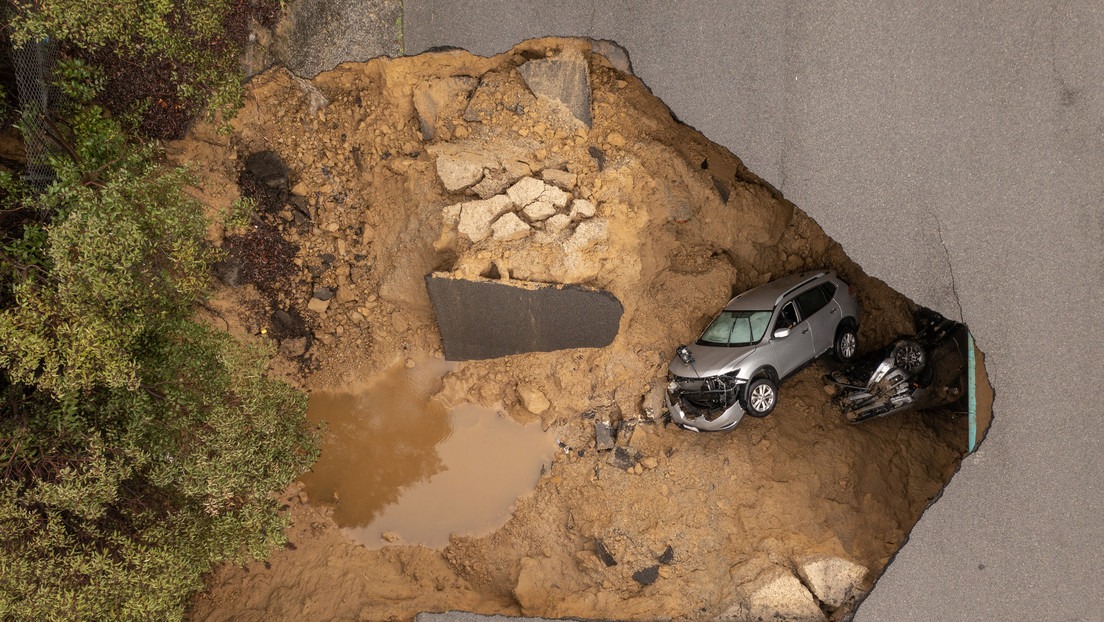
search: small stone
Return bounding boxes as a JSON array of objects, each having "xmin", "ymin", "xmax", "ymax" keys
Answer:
[
  {"xmin": 632, "ymin": 565, "xmax": 660, "ymax": 586},
  {"xmin": 658, "ymin": 545, "xmax": 675, "ymax": 564},
  {"xmin": 595, "ymin": 420, "xmax": 615, "ymax": 452},
  {"xmin": 518, "ymin": 384, "xmax": 550, "ymax": 415},
  {"xmin": 595, "ymin": 539, "xmax": 617, "ymax": 567},
  {"xmin": 607, "ymin": 132, "xmax": 626, "ymax": 147},
  {"xmin": 313, "ymin": 287, "xmax": 334, "ymax": 301},
  {"xmin": 492, "ymin": 212, "xmax": 532, "ymax": 241},
  {"xmin": 404, "ymin": 358, "xmax": 416, "ymax": 369},
  {"xmin": 607, "ymin": 446, "xmax": 638, "ymax": 470},
  {"xmin": 569, "ymin": 198, "xmax": 597, "ymax": 219},
  {"xmin": 541, "ymin": 168, "xmax": 577, "ymax": 190},
  {"xmin": 640, "ymin": 456, "xmax": 659, "ymax": 469},
  {"xmin": 297, "ymin": 490, "xmax": 309, "ymax": 503},
  {"xmin": 307, "ymin": 297, "xmax": 331, "ymax": 314},
  {"xmin": 381, "ymin": 531, "xmax": 400, "ymax": 543}
]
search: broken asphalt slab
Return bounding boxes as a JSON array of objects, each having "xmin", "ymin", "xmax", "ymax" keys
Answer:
[{"xmin": 425, "ymin": 274, "xmax": 623, "ymax": 361}]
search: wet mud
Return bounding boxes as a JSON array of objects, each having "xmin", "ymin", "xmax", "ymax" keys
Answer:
[{"xmin": 301, "ymin": 361, "xmax": 555, "ymax": 548}]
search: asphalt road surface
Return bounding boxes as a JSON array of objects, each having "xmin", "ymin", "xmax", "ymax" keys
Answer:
[{"xmin": 405, "ymin": 2, "xmax": 1104, "ymax": 620}]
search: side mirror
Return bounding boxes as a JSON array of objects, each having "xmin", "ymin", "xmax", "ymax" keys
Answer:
[{"xmin": 773, "ymin": 327, "xmax": 790, "ymax": 339}]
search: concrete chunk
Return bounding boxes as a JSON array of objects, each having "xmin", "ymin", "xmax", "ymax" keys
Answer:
[
  {"xmin": 796, "ymin": 555, "xmax": 868, "ymax": 610},
  {"xmin": 544, "ymin": 213, "xmax": 572, "ymax": 235},
  {"xmin": 570, "ymin": 198, "xmax": 597, "ymax": 219},
  {"xmin": 425, "ymin": 275, "xmax": 623, "ymax": 360},
  {"xmin": 518, "ymin": 384, "xmax": 551, "ymax": 415},
  {"xmin": 718, "ymin": 562, "xmax": 827, "ymax": 622},
  {"xmin": 492, "ymin": 212, "xmax": 532, "ymax": 241},
  {"xmin": 522, "ymin": 198, "xmax": 558, "ymax": 222},
  {"xmin": 541, "ymin": 168, "xmax": 577, "ymax": 190},
  {"xmin": 506, "ymin": 176, "xmax": 547, "ymax": 207},
  {"xmin": 539, "ymin": 184, "xmax": 571, "ymax": 208},
  {"xmin": 517, "ymin": 49, "xmax": 593, "ymax": 126},
  {"xmin": 457, "ymin": 195, "xmax": 515, "ymax": 242},
  {"xmin": 436, "ymin": 153, "xmax": 488, "ymax": 192}
]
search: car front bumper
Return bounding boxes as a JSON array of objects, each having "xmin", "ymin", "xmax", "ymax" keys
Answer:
[{"xmin": 665, "ymin": 386, "xmax": 747, "ymax": 432}]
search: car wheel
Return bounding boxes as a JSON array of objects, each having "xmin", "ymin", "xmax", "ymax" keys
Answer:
[
  {"xmin": 833, "ymin": 324, "xmax": 858, "ymax": 363},
  {"xmin": 894, "ymin": 340, "xmax": 927, "ymax": 373},
  {"xmin": 744, "ymin": 377, "xmax": 777, "ymax": 417}
]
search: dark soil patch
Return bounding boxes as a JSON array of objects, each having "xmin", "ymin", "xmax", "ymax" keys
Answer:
[
  {"xmin": 240, "ymin": 151, "xmax": 290, "ymax": 214},
  {"xmin": 222, "ymin": 223, "xmax": 298, "ymax": 295}
]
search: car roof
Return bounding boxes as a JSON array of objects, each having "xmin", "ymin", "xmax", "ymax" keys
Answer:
[{"xmin": 725, "ymin": 270, "xmax": 833, "ymax": 311}]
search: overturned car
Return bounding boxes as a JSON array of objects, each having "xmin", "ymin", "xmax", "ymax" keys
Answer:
[
  {"xmin": 665, "ymin": 270, "xmax": 861, "ymax": 432},
  {"xmin": 826, "ymin": 309, "xmax": 968, "ymax": 423}
]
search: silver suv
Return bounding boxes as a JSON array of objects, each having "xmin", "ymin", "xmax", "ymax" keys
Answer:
[{"xmin": 666, "ymin": 270, "xmax": 860, "ymax": 431}]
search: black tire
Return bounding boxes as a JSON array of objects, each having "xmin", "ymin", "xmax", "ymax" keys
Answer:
[
  {"xmin": 833, "ymin": 323, "xmax": 858, "ymax": 363},
  {"xmin": 894, "ymin": 340, "xmax": 927, "ymax": 373},
  {"xmin": 743, "ymin": 377, "xmax": 778, "ymax": 418}
]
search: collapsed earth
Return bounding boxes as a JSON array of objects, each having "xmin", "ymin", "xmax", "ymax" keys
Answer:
[{"xmin": 174, "ymin": 39, "xmax": 969, "ymax": 621}]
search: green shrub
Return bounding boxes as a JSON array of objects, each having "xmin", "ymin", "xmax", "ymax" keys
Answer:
[
  {"xmin": 0, "ymin": 90, "xmax": 318, "ymax": 621},
  {"xmin": 8, "ymin": 0, "xmax": 250, "ymax": 127}
]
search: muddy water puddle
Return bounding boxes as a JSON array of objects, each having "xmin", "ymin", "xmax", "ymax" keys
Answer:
[{"xmin": 300, "ymin": 360, "xmax": 555, "ymax": 548}]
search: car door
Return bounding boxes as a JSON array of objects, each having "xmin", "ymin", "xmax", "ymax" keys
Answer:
[
  {"xmin": 795, "ymin": 284, "xmax": 836, "ymax": 355},
  {"xmin": 769, "ymin": 300, "xmax": 815, "ymax": 378}
]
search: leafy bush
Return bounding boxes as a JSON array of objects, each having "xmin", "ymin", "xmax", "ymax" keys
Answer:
[
  {"xmin": 7, "ymin": 0, "xmax": 279, "ymax": 137},
  {"xmin": 0, "ymin": 89, "xmax": 318, "ymax": 620}
]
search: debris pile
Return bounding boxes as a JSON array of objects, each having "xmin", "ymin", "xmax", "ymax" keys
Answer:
[{"xmin": 180, "ymin": 38, "xmax": 967, "ymax": 622}]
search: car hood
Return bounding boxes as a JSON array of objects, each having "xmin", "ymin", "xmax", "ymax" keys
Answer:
[{"xmin": 668, "ymin": 343, "xmax": 757, "ymax": 378}]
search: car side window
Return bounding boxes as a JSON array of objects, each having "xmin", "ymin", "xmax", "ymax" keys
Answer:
[
  {"xmin": 820, "ymin": 282, "xmax": 837, "ymax": 300},
  {"xmin": 795, "ymin": 286, "xmax": 829, "ymax": 318},
  {"xmin": 776, "ymin": 301, "xmax": 799, "ymax": 330}
]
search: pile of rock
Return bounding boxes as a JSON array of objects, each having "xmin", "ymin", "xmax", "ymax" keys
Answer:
[
  {"xmin": 439, "ymin": 163, "xmax": 599, "ymax": 244},
  {"xmin": 718, "ymin": 556, "xmax": 870, "ymax": 621}
]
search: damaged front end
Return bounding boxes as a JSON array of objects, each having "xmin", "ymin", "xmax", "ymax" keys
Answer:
[
  {"xmin": 827, "ymin": 310, "xmax": 967, "ymax": 423},
  {"xmin": 665, "ymin": 371, "xmax": 747, "ymax": 432}
]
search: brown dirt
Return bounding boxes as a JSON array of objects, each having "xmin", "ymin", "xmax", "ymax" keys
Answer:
[{"xmin": 179, "ymin": 39, "xmax": 966, "ymax": 622}]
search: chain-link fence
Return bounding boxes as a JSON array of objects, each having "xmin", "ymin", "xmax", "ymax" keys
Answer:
[{"xmin": 12, "ymin": 38, "xmax": 60, "ymax": 191}]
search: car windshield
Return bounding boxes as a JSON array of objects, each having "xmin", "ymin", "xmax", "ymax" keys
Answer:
[{"xmin": 697, "ymin": 310, "xmax": 773, "ymax": 346}]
